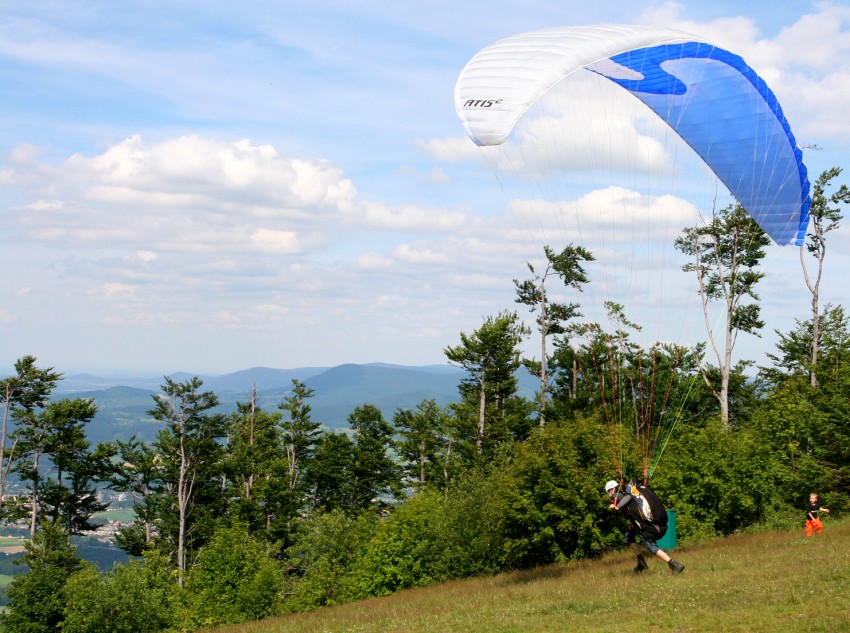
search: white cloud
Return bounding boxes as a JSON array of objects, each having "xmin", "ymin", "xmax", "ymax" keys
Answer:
[
  {"xmin": 2, "ymin": 135, "xmax": 361, "ymax": 257},
  {"xmin": 516, "ymin": 187, "xmax": 702, "ymax": 237},
  {"xmin": 416, "ymin": 136, "xmax": 482, "ymax": 162},
  {"xmin": 391, "ymin": 243, "xmax": 451, "ymax": 264},
  {"xmin": 94, "ymin": 283, "xmax": 138, "ymax": 299},
  {"xmin": 356, "ymin": 252, "xmax": 394, "ymax": 269},
  {"xmin": 250, "ymin": 228, "xmax": 302, "ymax": 254},
  {"xmin": 357, "ymin": 201, "xmax": 470, "ymax": 232},
  {"xmin": 62, "ymin": 135, "xmax": 359, "ymax": 214}
]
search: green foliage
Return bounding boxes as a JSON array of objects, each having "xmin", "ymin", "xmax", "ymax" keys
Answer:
[
  {"xmin": 0, "ymin": 357, "xmax": 62, "ymax": 414},
  {"xmin": 61, "ymin": 553, "xmax": 176, "ymax": 633},
  {"xmin": 1, "ymin": 521, "xmax": 82, "ymax": 632},
  {"xmin": 651, "ymin": 418, "xmax": 782, "ymax": 542},
  {"xmin": 178, "ymin": 520, "xmax": 850, "ymax": 633},
  {"xmin": 180, "ymin": 523, "xmax": 282, "ymax": 628},
  {"xmin": 431, "ymin": 467, "xmax": 505, "ymax": 578},
  {"xmin": 0, "ymin": 357, "xmax": 64, "ymax": 519},
  {"xmin": 444, "ymin": 310, "xmax": 533, "ymax": 458},
  {"xmin": 514, "ymin": 244, "xmax": 595, "ymax": 422},
  {"xmin": 148, "ymin": 376, "xmax": 227, "ymax": 583},
  {"xmin": 763, "ymin": 304, "xmax": 850, "ymax": 384},
  {"xmin": 354, "ymin": 472, "xmax": 505, "ymax": 595},
  {"xmin": 497, "ymin": 417, "xmax": 613, "ymax": 568},
  {"xmin": 674, "ymin": 202, "xmax": 771, "ymax": 424},
  {"xmin": 356, "ymin": 492, "xmax": 446, "ymax": 595},
  {"xmin": 347, "ymin": 404, "xmax": 402, "ymax": 508},
  {"xmin": 306, "ymin": 431, "xmax": 356, "ymax": 512},
  {"xmin": 805, "ymin": 166, "xmax": 848, "ymax": 258},
  {"xmin": 109, "ymin": 437, "xmax": 162, "ymax": 556},
  {"xmin": 282, "ymin": 509, "xmax": 376, "ymax": 612},
  {"xmin": 807, "ymin": 367, "xmax": 850, "ymax": 502},
  {"xmin": 10, "ymin": 397, "xmax": 107, "ymax": 534},
  {"xmin": 675, "ymin": 202, "xmax": 770, "ymax": 315},
  {"xmin": 757, "ymin": 305, "xmax": 850, "ymax": 509},
  {"xmin": 305, "ymin": 405, "xmax": 400, "ymax": 514},
  {"xmin": 393, "ymin": 399, "xmax": 451, "ymax": 489}
]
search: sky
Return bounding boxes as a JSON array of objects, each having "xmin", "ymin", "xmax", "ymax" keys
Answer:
[{"xmin": 1, "ymin": 1, "xmax": 850, "ymax": 376}]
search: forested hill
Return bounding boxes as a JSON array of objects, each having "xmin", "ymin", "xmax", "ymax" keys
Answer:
[{"xmin": 50, "ymin": 363, "xmax": 536, "ymax": 444}]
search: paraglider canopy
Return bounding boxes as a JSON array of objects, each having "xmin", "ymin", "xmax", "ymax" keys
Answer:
[{"xmin": 455, "ymin": 24, "xmax": 810, "ymax": 246}]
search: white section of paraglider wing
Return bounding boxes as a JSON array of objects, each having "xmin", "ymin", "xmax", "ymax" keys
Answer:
[{"xmin": 454, "ymin": 24, "xmax": 703, "ymax": 147}]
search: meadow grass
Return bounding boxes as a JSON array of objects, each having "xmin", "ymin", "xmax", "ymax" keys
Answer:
[
  {"xmin": 92, "ymin": 509, "xmax": 136, "ymax": 524},
  {"xmin": 207, "ymin": 518, "xmax": 850, "ymax": 633}
]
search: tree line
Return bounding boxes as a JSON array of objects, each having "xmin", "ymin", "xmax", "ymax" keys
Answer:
[{"xmin": 0, "ymin": 168, "xmax": 847, "ymax": 632}]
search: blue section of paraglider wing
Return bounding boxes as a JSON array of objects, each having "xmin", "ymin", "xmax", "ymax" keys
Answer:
[{"xmin": 599, "ymin": 43, "xmax": 810, "ymax": 246}]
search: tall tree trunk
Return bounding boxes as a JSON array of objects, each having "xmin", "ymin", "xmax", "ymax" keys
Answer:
[
  {"xmin": 694, "ymin": 238, "xmax": 728, "ymax": 426},
  {"xmin": 29, "ymin": 450, "xmax": 40, "ymax": 538},
  {"xmin": 800, "ymin": 245, "xmax": 823, "ymax": 388},
  {"xmin": 176, "ymin": 433, "xmax": 189, "ymax": 589},
  {"xmin": 0, "ymin": 393, "xmax": 9, "ymax": 511},
  {"xmin": 539, "ymin": 290, "xmax": 548, "ymax": 427},
  {"xmin": 477, "ymin": 377, "xmax": 486, "ymax": 456}
]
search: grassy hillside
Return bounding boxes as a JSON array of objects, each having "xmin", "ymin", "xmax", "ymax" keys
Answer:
[{"xmin": 207, "ymin": 519, "xmax": 850, "ymax": 633}]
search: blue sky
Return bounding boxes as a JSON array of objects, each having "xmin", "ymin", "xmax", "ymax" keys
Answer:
[{"xmin": 1, "ymin": 1, "xmax": 849, "ymax": 376}]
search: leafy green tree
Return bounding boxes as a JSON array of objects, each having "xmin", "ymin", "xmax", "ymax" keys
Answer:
[
  {"xmin": 548, "ymin": 302, "xmax": 706, "ymax": 481},
  {"xmin": 445, "ymin": 310, "xmax": 532, "ymax": 456},
  {"xmin": 221, "ymin": 389, "xmax": 283, "ymax": 538},
  {"xmin": 0, "ymin": 356, "xmax": 62, "ymax": 518},
  {"xmin": 752, "ymin": 304, "xmax": 850, "ymax": 513},
  {"xmin": 514, "ymin": 244, "xmax": 594, "ymax": 426},
  {"xmin": 43, "ymin": 406, "xmax": 113, "ymax": 535},
  {"xmin": 148, "ymin": 376, "xmax": 225, "ymax": 587},
  {"xmin": 799, "ymin": 167, "xmax": 849, "ymax": 386},
  {"xmin": 306, "ymin": 405, "xmax": 400, "ymax": 514},
  {"xmin": 348, "ymin": 404, "xmax": 400, "ymax": 511},
  {"xmin": 653, "ymin": 418, "xmax": 782, "ymax": 541},
  {"xmin": 746, "ymin": 375, "xmax": 818, "ymax": 519},
  {"xmin": 279, "ymin": 380, "xmax": 322, "ymax": 490},
  {"xmin": 109, "ymin": 437, "xmax": 163, "ymax": 555},
  {"xmin": 182, "ymin": 523, "xmax": 282, "ymax": 627},
  {"xmin": 276, "ymin": 379, "xmax": 322, "ymax": 538},
  {"xmin": 674, "ymin": 202, "xmax": 771, "ymax": 426},
  {"xmin": 497, "ymin": 416, "xmax": 612, "ymax": 568},
  {"xmin": 306, "ymin": 431, "xmax": 355, "ymax": 512},
  {"xmin": 764, "ymin": 304, "xmax": 850, "ymax": 387},
  {"xmin": 282, "ymin": 509, "xmax": 376, "ymax": 612},
  {"xmin": 805, "ymin": 366, "xmax": 850, "ymax": 503},
  {"xmin": 356, "ymin": 475, "xmax": 507, "ymax": 596},
  {"xmin": 433, "ymin": 466, "xmax": 505, "ymax": 577},
  {"xmin": 356, "ymin": 491, "xmax": 445, "ymax": 595},
  {"xmin": 393, "ymin": 399, "xmax": 450, "ymax": 488},
  {"xmin": 11, "ymin": 398, "xmax": 101, "ymax": 536},
  {"xmin": 61, "ymin": 553, "xmax": 176, "ymax": 633},
  {"xmin": 1, "ymin": 520, "xmax": 82, "ymax": 632}
]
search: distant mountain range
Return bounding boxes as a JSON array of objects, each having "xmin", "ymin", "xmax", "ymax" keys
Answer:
[{"xmin": 47, "ymin": 363, "xmax": 536, "ymax": 445}]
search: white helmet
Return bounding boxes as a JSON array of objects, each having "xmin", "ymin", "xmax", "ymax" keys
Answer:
[{"xmin": 605, "ymin": 480, "xmax": 619, "ymax": 493}]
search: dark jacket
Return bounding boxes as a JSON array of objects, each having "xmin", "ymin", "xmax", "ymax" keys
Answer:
[{"xmin": 612, "ymin": 491, "xmax": 666, "ymax": 539}]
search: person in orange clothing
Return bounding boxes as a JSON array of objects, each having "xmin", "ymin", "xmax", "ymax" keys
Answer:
[{"xmin": 805, "ymin": 492, "xmax": 830, "ymax": 537}]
